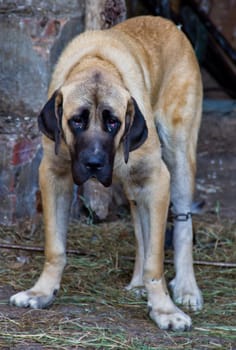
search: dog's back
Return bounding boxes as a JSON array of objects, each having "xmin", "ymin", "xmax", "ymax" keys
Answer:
[
  {"xmin": 50, "ymin": 16, "xmax": 202, "ymax": 132},
  {"xmin": 112, "ymin": 16, "xmax": 202, "ymax": 141}
]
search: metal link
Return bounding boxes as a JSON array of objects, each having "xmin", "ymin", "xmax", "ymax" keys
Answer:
[{"xmin": 172, "ymin": 212, "xmax": 192, "ymax": 221}]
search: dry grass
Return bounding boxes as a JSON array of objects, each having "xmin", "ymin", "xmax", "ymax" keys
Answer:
[{"xmin": 0, "ymin": 214, "xmax": 235, "ymax": 349}]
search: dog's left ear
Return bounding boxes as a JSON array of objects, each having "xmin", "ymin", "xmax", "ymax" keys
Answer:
[
  {"xmin": 123, "ymin": 97, "xmax": 148, "ymax": 163},
  {"xmin": 38, "ymin": 90, "xmax": 63, "ymax": 155}
]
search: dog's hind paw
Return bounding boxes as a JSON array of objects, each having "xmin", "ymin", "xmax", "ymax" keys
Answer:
[
  {"xmin": 170, "ymin": 278, "xmax": 203, "ymax": 311},
  {"xmin": 10, "ymin": 289, "xmax": 57, "ymax": 309},
  {"xmin": 125, "ymin": 285, "xmax": 147, "ymax": 298}
]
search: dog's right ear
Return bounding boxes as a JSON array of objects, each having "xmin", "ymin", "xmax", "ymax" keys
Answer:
[{"xmin": 38, "ymin": 90, "xmax": 63, "ymax": 154}]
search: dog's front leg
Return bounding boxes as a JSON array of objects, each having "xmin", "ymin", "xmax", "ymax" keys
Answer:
[
  {"xmin": 142, "ymin": 162, "xmax": 192, "ymax": 331},
  {"xmin": 10, "ymin": 155, "xmax": 73, "ymax": 309}
]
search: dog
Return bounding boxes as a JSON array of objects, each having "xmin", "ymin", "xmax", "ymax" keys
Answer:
[{"xmin": 10, "ymin": 16, "xmax": 203, "ymax": 331}]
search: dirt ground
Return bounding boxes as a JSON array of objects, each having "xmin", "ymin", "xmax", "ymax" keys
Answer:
[{"xmin": 0, "ymin": 104, "xmax": 236, "ymax": 349}]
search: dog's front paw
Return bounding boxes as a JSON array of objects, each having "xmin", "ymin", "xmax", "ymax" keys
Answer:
[
  {"xmin": 148, "ymin": 303, "xmax": 192, "ymax": 331},
  {"xmin": 170, "ymin": 278, "xmax": 203, "ymax": 311},
  {"xmin": 146, "ymin": 277, "xmax": 192, "ymax": 331},
  {"xmin": 10, "ymin": 289, "xmax": 57, "ymax": 309}
]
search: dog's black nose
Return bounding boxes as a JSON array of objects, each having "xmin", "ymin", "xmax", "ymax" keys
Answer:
[{"xmin": 85, "ymin": 155, "xmax": 105, "ymax": 171}]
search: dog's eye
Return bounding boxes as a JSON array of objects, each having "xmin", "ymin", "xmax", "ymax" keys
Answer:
[
  {"xmin": 69, "ymin": 109, "xmax": 89, "ymax": 130},
  {"xmin": 103, "ymin": 110, "xmax": 120, "ymax": 133},
  {"xmin": 71, "ymin": 116, "xmax": 84, "ymax": 129}
]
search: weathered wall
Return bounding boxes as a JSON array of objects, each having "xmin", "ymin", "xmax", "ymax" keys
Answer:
[
  {"xmin": 0, "ymin": 0, "xmax": 85, "ymax": 225},
  {"xmin": 0, "ymin": 0, "xmax": 85, "ymax": 116},
  {"xmin": 196, "ymin": 0, "xmax": 236, "ymax": 49}
]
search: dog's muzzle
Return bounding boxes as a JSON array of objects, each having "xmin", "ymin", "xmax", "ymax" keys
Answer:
[
  {"xmin": 84, "ymin": 152, "xmax": 105, "ymax": 172},
  {"xmin": 71, "ymin": 149, "xmax": 114, "ymax": 187}
]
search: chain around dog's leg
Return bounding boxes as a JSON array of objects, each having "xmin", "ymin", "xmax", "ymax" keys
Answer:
[{"xmin": 169, "ymin": 148, "xmax": 203, "ymax": 311}]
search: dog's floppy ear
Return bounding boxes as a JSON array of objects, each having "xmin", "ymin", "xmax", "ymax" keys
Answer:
[
  {"xmin": 38, "ymin": 90, "xmax": 63, "ymax": 155},
  {"xmin": 123, "ymin": 97, "xmax": 148, "ymax": 163}
]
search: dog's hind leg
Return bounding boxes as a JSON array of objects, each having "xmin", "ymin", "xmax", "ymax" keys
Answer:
[
  {"xmin": 10, "ymin": 155, "xmax": 73, "ymax": 309},
  {"xmin": 125, "ymin": 201, "xmax": 148, "ymax": 291},
  {"xmin": 157, "ymin": 110, "xmax": 203, "ymax": 310},
  {"xmin": 156, "ymin": 74, "xmax": 203, "ymax": 311},
  {"xmin": 168, "ymin": 144, "xmax": 203, "ymax": 311}
]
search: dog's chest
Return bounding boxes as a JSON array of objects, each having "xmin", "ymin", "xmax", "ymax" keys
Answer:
[{"xmin": 113, "ymin": 154, "xmax": 151, "ymax": 200}]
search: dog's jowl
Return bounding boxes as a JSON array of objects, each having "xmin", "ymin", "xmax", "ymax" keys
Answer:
[{"xmin": 10, "ymin": 16, "xmax": 203, "ymax": 331}]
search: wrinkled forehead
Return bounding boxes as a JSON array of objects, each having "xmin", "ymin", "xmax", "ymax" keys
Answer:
[{"xmin": 60, "ymin": 72, "xmax": 128, "ymax": 117}]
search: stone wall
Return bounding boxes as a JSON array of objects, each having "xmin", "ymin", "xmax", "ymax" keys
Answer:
[{"xmin": 0, "ymin": 0, "xmax": 85, "ymax": 225}]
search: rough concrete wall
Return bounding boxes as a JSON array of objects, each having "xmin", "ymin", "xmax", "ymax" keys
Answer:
[{"xmin": 0, "ymin": 0, "xmax": 85, "ymax": 225}]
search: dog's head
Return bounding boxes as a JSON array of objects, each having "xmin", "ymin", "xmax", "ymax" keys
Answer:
[{"xmin": 38, "ymin": 69, "xmax": 148, "ymax": 187}]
